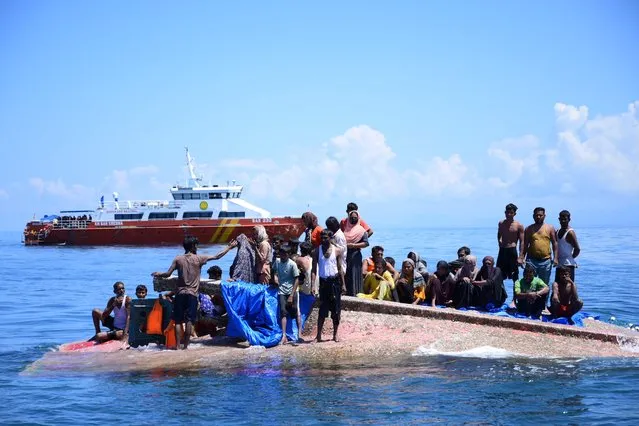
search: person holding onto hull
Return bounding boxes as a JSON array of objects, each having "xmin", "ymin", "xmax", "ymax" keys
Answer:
[
  {"xmin": 550, "ymin": 266, "xmax": 583, "ymax": 319},
  {"xmin": 556, "ymin": 210, "xmax": 580, "ymax": 282},
  {"xmin": 522, "ymin": 207, "xmax": 558, "ymax": 291},
  {"xmin": 152, "ymin": 236, "xmax": 229, "ymax": 350},
  {"xmin": 312, "ymin": 229, "xmax": 347, "ymax": 342},
  {"xmin": 91, "ymin": 281, "xmax": 131, "ymax": 343},
  {"xmin": 273, "ymin": 244, "xmax": 302, "ymax": 345},
  {"xmin": 497, "ymin": 203, "xmax": 524, "ymax": 307},
  {"xmin": 513, "ymin": 264, "xmax": 549, "ymax": 318}
]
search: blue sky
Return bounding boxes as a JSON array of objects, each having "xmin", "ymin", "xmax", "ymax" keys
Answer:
[{"xmin": 1, "ymin": 1, "xmax": 638, "ymax": 231}]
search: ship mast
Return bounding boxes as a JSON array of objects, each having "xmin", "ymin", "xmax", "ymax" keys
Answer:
[{"xmin": 185, "ymin": 146, "xmax": 202, "ymax": 188}]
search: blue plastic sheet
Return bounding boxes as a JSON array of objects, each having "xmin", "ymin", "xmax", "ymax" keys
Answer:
[
  {"xmin": 222, "ymin": 281, "xmax": 315, "ymax": 348},
  {"xmin": 429, "ymin": 302, "xmax": 599, "ymax": 327}
]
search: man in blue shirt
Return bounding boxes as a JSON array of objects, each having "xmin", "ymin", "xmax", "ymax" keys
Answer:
[{"xmin": 273, "ymin": 244, "xmax": 301, "ymax": 345}]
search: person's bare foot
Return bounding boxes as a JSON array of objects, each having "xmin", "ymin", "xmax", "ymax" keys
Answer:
[
  {"xmin": 280, "ymin": 338, "xmax": 289, "ymax": 346},
  {"xmin": 333, "ymin": 334, "xmax": 340, "ymax": 343},
  {"xmin": 314, "ymin": 335, "xmax": 323, "ymax": 343}
]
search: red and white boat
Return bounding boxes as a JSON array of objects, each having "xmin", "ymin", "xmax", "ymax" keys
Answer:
[{"xmin": 23, "ymin": 148, "xmax": 304, "ymax": 246}]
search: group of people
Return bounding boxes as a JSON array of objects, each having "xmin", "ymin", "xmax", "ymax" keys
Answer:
[{"xmin": 90, "ymin": 201, "xmax": 584, "ymax": 350}]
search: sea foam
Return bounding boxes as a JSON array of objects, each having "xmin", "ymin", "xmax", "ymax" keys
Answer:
[{"xmin": 412, "ymin": 345, "xmax": 520, "ymax": 359}]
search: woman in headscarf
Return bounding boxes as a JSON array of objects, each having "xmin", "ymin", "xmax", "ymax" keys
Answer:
[
  {"xmin": 472, "ymin": 256, "xmax": 507, "ymax": 309},
  {"xmin": 252, "ymin": 225, "xmax": 271, "ymax": 285},
  {"xmin": 453, "ymin": 255, "xmax": 480, "ymax": 309},
  {"xmin": 301, "ymin": 212, "xmax": 322, "ymax": 248},
  {"xmin": 407, "ymin": 251, "xmax": 428, "ymax": 279},
  {"xmin": 395, "ymin": 259, "xmax": 426, "ymax": 304},
  {"xmin": 229, "ymin": 233, "xmax": 257, "ymax": 283},
  {"xmin": 343, "ymin": 210, "xmax": 369, "ymax": 296}
]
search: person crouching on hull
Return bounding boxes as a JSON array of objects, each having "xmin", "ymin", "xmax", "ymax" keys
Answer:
[
  {"xmin": 550, "ymin": 266, "xmax": 583, "ymax": 319},
  {"xmin": 513, "ymin": 264, "xmax": 549, "ymax": 318},
  {"xmin": 91, "ymin": 281, "xmax": 131, "ymax": 343}
]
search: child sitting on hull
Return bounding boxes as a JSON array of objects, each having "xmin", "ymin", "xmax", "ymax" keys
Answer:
[
  {"xmin": 550, "ymin": 266, "xmax": 583, "ymax": 319},
  {"xmin": 513, "ymin": 264, "xmax": 549, "ymax": 318},
  {"xmin": 91, "ymin": 281, "xmax": 131, "ymax": 343},
  {"xmin": 135, "ymin": 284, "xmax": 147, "ymax": 299}
]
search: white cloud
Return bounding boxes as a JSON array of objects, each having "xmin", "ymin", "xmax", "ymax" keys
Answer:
[
  {"xmin": 487, "ymin": 135, "xmax": 560, "ymax": 187},
  {"xmin": 21, "ymin": 101, "xmax": 639, "ymax": 223},
  {"xmin": 130, "ymin": 165, "xmax": 160, "ymax": 176},
  {"xmin": 555, "ymin": 101, "xmax": 639, "ymax": 193},
  {"xmin": 405, "ymin": 154, "xmax": 476, "ymax": 196},
  {"xmin": 219, "ymin": 125, "xmax": 416, "ymax": 204},
  {"xmin": 28, "ymin": 177, "xmax": 94, "ymax": 199}
]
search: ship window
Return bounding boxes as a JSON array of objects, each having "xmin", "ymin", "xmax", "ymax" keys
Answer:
[
  {"xmin": 218, "ymin": 211, "xmax": 245, "ymax": 218},
  {"xmin": 183, "ymin": 211, "xmax": 214, "ymax": 219},
  {"xmin": 148, "ymin": 212, "xmax": 178, "ymax": 220},
  {"xmin": 209, "ymin": 193, "xmax": 222, "ymax": 199},
  {"xmin": 174, "ymin": 193, "xmax": 184, "ymax": 200},
  {"xmin": 225, "ymin": 193, "xmax": 229, "ymax": 199},
  {"xmin": 114, "ymin": 213, "xmax": 144, "ymax": 220}
]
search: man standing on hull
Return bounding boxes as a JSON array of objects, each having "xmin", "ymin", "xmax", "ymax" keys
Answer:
[
  {"xmin": 497, "ymin": 203, "xmax": 524, "ymax": 307},
  {"xmin": 522, "ymin": 207, "xmax": 558, "ymax": 295},
  {"xmin": 152, "ymin": 236, "xmax": 228, "ymax": 350},
  {"xmin": 311, "ymin": 229, "xmax": 346, "ymax": 343}
]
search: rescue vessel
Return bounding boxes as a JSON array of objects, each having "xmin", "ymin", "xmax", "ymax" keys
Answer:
[{"xmin": 23, "ymin": 148, "xmax": 304, "ymax": 246}]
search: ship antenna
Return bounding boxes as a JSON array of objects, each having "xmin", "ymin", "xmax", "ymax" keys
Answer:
[{"xmin": 185, "ymin": 146, "xmax": 202, "ymax": 188}]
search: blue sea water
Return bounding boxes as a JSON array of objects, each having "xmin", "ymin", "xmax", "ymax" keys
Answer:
[{"xmin": 1, "ymin": 227, "xmax": 639, "ymax": 425}]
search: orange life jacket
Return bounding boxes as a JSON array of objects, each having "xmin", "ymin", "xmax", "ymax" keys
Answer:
[{"xmin": 146, "ymin": 299, "xmax": 164, "ymax": 335}]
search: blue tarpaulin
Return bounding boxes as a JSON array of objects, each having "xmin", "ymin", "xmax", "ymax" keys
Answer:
[
  {"xmin": 39, "ymin": 214, "xmax": 60, "ymax": 222},
  {"xmin": 221, "ymin": 281, "xmax": 315, "ymax": 348}
]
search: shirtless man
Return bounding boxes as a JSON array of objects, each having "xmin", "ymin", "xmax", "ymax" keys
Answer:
[
  {"xmin": 497, "ymin": 203, "xmax": 524, "ymax": 307},
  {"xmin": 91, "ymin": 281, "xmax": 131, "ymax": 343},
  {"xmin": 556, "ymin": 210, "xmax": 580, "ymax": 282},
  {"xmin": 550, "ymin": 266, "xmax": 583, "ymax": 319},
  {"xmin": 522, "ymin": 207, "xmax": 558, "ymax": 290},
  {"xmin": 296, "ymin": 241, "xmax": 314, "ymax": 296}
]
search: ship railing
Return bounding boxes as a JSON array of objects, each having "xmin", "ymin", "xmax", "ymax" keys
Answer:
[
  {"xmin": 95, "ymin": 200, "xmax": 186, "ymax": 210},
  {"xmin": 52, "ymin": 219, "xmax": 91, "ymax": 229}
]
